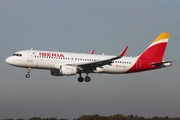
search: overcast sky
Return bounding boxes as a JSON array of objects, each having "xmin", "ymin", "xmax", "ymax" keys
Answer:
[{"xmin": 0, "ymin": 0, "xmax": 180, "ymax": 119}]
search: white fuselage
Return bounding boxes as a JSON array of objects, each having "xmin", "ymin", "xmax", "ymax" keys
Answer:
[{"xmin": 6, "ymin": 50, "xmax": 138, "ymax": 74}]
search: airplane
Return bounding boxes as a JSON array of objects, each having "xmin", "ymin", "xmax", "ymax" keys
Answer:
[{"xmin": 6, "ymin": 32, "xmax": 173, "ymax": 82}]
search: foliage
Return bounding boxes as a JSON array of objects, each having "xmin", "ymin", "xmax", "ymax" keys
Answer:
[{"xmin": 2, "ymin": 114, "xmax": 180, "ymax": 120}]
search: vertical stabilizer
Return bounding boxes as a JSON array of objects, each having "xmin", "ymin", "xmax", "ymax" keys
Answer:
[{"xmin": 139, "ymin": 33, "xmax": 170, "ymax": 61}]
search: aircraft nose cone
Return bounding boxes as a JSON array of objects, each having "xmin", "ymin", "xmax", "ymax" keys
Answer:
[{"xmin": 6, "ymin": 57, "xmax": 13, "ymax": 64}]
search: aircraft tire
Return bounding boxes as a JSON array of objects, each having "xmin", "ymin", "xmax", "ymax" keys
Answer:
[
  {"xmin": 85, "ymin": 76, "xmax": 91, "ymax": 82},
  {"xmin": 78, "ymin": 77, "xmax": 84, "ymax": 82},
  {"xmin": 26, "ymin": 74, "xmax": 30, "ymax": 78}
]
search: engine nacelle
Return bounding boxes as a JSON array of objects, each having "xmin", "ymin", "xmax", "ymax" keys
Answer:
[
  {"xmin": 93, "ymin": 67, "xmax": 104, "ymax": 73},
  {"xmin": 51, "ymin": 65, "xmax": 77, "ymax": 76}
]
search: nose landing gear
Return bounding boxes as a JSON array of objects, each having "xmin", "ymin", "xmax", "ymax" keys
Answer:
[{"xmin": 25, "ymin": 68, "xmax": 31, "ymax": 78}]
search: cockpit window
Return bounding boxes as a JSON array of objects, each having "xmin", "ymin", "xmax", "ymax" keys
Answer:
[{"xmin": 13, "ymin": 54, "xmax": 22, "ymax": 57}]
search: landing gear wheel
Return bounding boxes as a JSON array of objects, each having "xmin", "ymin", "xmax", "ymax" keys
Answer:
[
  {"xmin": 26, "ymin": 68, "xmax": 31, "ymax": 78},
  {"xmin": 78, "ymin": 76, "xmax": 84, "ymax": 82},
  {"xmin": 85, "ymin": 76, "xmax": 91, "ymax": 82},
  {"xmin": 26, "ymin": 74, "xmax": 30, "ymax": 78}
]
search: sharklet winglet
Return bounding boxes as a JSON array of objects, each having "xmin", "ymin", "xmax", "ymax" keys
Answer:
[{"xmin": 119, "ymin": 46, "xmax": 128, "ymax": 57}]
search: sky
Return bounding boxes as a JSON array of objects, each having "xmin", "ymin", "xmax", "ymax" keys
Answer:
[{"xmin": 0, "ymin": 0, "xmax": 180, "ymax": 119}]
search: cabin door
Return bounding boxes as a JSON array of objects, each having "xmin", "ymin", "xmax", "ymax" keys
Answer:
[
  {"xmin": 27, "ymin": 51, "xmax": 33, "ymax": 62},
  {"xmin": 136, "ymin": 59, "xmax": 141, "ymax": 68}
]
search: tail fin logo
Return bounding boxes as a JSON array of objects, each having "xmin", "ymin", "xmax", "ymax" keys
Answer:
[
  {"xmin": 151, "ymin": 33, "xmax": 170, "ymax": 46},
  {"xmin": 139, "ymin": 33, "xmax": 170, "ymax": 61}
]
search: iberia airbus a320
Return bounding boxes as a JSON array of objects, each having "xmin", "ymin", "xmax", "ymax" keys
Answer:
[{"xmin": 6, "ymin": 33, "xmax": 172, "ymax": 82}]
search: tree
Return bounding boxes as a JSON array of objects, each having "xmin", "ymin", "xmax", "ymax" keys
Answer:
[{"xmin": 29, "ymin": 117, "xmax": 41, "ymax": 120}]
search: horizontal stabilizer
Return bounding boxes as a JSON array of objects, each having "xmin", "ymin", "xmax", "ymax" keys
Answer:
[{"xmin": 152, "ymin": 61, "xmax": 173, "ymax": 68}]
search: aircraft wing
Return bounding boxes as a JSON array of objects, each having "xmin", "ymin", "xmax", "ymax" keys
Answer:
[
  {"xmin": 90, "ymin": 50, "xmax": 95, "ymax": 54},
  {"xmin": 68, "ymin": 46, "xmax": 128, "ymax": 71}
]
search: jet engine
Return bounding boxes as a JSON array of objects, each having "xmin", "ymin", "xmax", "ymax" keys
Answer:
[
  {"xmin": 93, "ymin": 67, "xmax": 104, "ymax": 73},
  {"xmin": 51, "ymin": 65, "xmax": 77, "ymax": 76}
]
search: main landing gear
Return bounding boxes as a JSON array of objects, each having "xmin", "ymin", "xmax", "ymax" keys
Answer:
[
  {"xmin": 78, "ymin": 73, "xmax": 91, "ymax": 82},
  {"xmin": 25, "ymin": 68, "xmax": 31, "ymax": 78}
]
